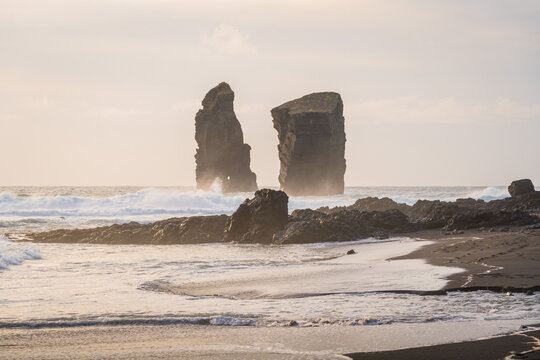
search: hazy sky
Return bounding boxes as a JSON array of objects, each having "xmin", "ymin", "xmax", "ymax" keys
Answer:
[{"xmin": 1, "ymin": 0, "xmax": 539, "ymax": 186}]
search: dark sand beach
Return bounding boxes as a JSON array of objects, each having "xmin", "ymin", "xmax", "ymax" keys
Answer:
[
  {"xmin": 0, "ymin": 320, "xmax": 535, "ymax": 360},
  {"xmin": 398, "ymin": 227, "xmax": 540, "ymax": 291},
  {"xmin": 346, "ymin": 325, "xmax": 540, "ymax": 360},
  {"xmin": 347, "ymin": 227, "xmax": 540, "ymax": 359}
]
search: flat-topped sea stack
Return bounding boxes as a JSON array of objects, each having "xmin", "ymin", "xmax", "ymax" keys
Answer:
[
  {"xmin": 271, "ymin": 92, "xmax": 346, "ymax": 196},
  {"xmin": 195, "ymin": 82, "xmax": 258, "ymax": 193}
]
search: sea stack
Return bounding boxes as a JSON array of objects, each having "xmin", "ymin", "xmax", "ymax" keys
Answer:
[
  {"xmin": 271, "ymin": 92, "xmax": 346, "ymax": 196},
  {"xmin": 194, "ymin": 82, "xmax": 258, "ymax": 193}
]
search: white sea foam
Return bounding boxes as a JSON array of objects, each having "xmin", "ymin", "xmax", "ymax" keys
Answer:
[
  {"xmin": 0, "ymin": 186, "xmax": 510, "ymax": 223},
  {"xmin": 0, "ymin": 188, "xmax": 247, "ymax": 218},
  {"xmin": 461, "ymin": 186, "xmax": 510, "ymax": 201},
  {"xmin": 141, "ymin": 239, "xmax": 463, "ymax": 299},
  {"xmin": 0, "ymin": 237, "xmax": 41, "ymax": 270}
]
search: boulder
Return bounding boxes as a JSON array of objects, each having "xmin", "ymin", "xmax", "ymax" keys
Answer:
[
  {"xmin": 271, "ymin": 92, "xmax": 346, "ymax": 196},
  {"xmin": 224, "ymin": 189, "xmax": 289, "ymax": 243},
  {"xmin": 508, "ymin": 179, "xmax": 535, "ymax": 197},
  {"xmin": 195, "ymin": 82, "xmax": 257, "ymax": 193}
]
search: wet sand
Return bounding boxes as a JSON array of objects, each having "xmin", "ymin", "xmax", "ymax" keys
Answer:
[
  {"xmin": 396, "ymin": 227, "xmax": 540, "ymax": 291},
  {"xmin": 346, "ymin": 325, "xmax": 540, "ymax": 360},
  {"xmin": 347, "ymin": 227, "xmax": 540, "ymax": 359},
  {"xmin": 0, "ymin": 321, "xmax": 531, "ymax": 360}
]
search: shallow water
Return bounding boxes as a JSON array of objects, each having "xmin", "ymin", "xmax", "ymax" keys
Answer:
[
  {"xmin": 0, "ymin": 186, "xmax": 538, "ymax": 331},
  {"xmin": 1, "ymin": 235, "xmax": 539, "ymax": 329}
]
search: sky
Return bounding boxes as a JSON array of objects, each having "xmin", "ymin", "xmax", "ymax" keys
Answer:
[{"xmin": 1, "ymin": 0, "xmax": 539, "ymax": 186}]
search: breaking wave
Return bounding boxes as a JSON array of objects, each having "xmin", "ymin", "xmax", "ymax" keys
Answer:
[
  {"xmin": 0, "ymin": 237, "xmax": 41, "ymax": 270},
  {"xmin": 0, "ymin": 186, "xmax": 509, "ymax": 220},
  {"xmin": 0, "ymin": 189, "xmax": 247, "ymax": 218},
  {"xmin": 461, "ymin": 186, "xmax": 509, "ymax": 202}
]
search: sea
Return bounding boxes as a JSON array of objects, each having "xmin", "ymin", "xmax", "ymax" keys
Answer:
[{"xmin": 0, "ymin": 186, "xmax": 539, "ymax": 357}]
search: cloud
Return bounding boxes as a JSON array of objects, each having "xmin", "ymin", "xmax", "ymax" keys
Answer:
[
  {"xmin": 200, "ymin": 24, "xmax": 257, "ymax": 55},
  {"xmin": 348, "ymin": 97, "xmax": 540, "ymax": 124}
]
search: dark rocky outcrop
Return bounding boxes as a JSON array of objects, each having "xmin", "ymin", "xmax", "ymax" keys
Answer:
[
  {"xmin": 195, "ymin": 82, "xmax": 257, "ymax": 193},
  {"xmin": 318, "ymin": 197, "xmax": 409, "ymax": 215},
  {"xmin": 273, "ymin": 208, "xmax": 410, "ymax": 244},
  {"xmin": 25, "ymin": 215, "xmax": 228, "ymax": 245},
  {"xmin": 408, "ymin": 199, "xmax": 537, "ymax": 230},
  {"xmin": 508, "ymin": 179, "xmax": 535, "ymax": 197},
  {"xmin": 19, "ymin": 180, "xmax": 540, "ymax": 246},
  {"xmin": 271, "ymin": 92, "xmax": 346, "ymax": 196},
  {"xmin": 224, "ymin": 189, "xmax": 289, "ymax": 243},
  {"xmin": 316, "ymin": 194, "xmax": 539, "ymax": 233}
]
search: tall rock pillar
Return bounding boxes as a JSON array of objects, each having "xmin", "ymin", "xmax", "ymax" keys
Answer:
[
  {"xmin": 271, "ymin": 92, "xmax": 346, "ymax": 196},
  {"xmin": 195, "ymin": 82, "xmax": 258, "ymax": 193}
]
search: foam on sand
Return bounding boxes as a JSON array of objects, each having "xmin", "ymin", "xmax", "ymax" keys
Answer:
[{"xmin": 142, "ymin": 238, "xmax": 464, "ymax": 299}]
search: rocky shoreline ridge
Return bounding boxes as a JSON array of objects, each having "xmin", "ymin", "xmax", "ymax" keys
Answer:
[{"xmin": 16, "ymin": 179, "xmax": 540, "ymax": 245}]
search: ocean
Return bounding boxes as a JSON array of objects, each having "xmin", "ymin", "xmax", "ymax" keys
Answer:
[{"xmin": 0, "ymin": 186, "xmax": 538, "ymax": 348}]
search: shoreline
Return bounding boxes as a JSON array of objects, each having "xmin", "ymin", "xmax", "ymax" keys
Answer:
[
  {"xmin": 394, "ymin": 227, "xmax": 540, "ymax": 291},
  {"xmin": 15, "ymin": 186, "xmax": 540, "ymax": 246},
  {"xmin": 341, "ymin": 228, "xmax": 540, "ymax": 359},
  {"xmin": 345, "ymin": 324, "xmax": 540, "ymax": 360},
  {"xmin": 4, "ymin": 207, "xmax": 540, "ymax": 358},
  {"xmin": 0, "ymin": 320, "xmax": 534, "ymax": 359}
]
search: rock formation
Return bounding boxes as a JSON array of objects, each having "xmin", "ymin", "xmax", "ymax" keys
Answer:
[
  {"xmin": 508, "ymin": 179, "xmax": 535, "ymax": 197},
  {"xmin": 224, "ymin": 189, "xmax": 289, "ymax": 243},
  {"xmin": 25, "ymin": 215, "xmax": 228, "ymax": 245},
  {"xmin": 273, "ymin": 208, "xmax": 410, "ymax": 245},
  {"xmin": 271, "ymin": 92, "xmax": 346, "ymax": 196},
  {"xmin": 195, "ymin": 82, "xmax": 257, "ymax": 193},
  {"xmin": 21, "ymin": 180, "xmax": 540, "ymax": 245}
]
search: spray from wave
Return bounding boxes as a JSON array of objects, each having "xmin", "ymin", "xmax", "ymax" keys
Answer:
[
  {"xmin": 459, "ymin": 187, "xmax": 509, "ymax": 202},
  {"xmin": 0, "ymin": 188, "xmax": 247, "ymax": 218},
  {"xmin": 0, "ymin": 186, "xmax": 509, "ymax": 220}
]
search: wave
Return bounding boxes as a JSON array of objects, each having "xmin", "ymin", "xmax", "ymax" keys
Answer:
[
  {"xmin": 0, "ymin": 188, "xmax": 357, "ymax": 219},
  {"xmin": 0, "ymin": 237, "xmax": 41, "ymax": 270},
  {"xmin": 0, "ymin": 188, "xmax": 247, "ymax": 218},
  {"xmin": 0, "ymin": 314, "xmax": 400, "ymax": 329},
  {"xmin": 0, "ymin": 186, "xmax": 509, "ymax": 221},
  {"xmin": 461, "ymin": 186, "xmax": 509, "ymax": 202}
]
